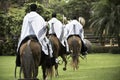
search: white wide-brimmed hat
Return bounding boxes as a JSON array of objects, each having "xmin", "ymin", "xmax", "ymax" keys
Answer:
[{"xmin": 79, "ymin": 17, "xmax": 85, "ymax": 27}]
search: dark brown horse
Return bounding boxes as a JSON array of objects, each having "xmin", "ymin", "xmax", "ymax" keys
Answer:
[
  {"xmin": 48, "ymin": 34, "xmax": 67, "ymax": 77},
  {"xmin": 15, "ymin": 37, "xmax": 53, "ymax": 80},
  {"xmin": 67, "ymin": 35, "xmax": 82, "ymax": 70}
]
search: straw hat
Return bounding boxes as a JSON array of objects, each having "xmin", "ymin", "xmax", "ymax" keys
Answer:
[{"xmin": 79, "ymin": 17, "xmax": 85, "ymax": 27}]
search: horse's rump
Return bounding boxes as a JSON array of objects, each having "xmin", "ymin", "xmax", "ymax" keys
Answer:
[
  {"xmin": 19, "ymin": 38, "xmax": 41, "ymax": 79},
  {"xmin": 67, "ymin": 35, "xmax": 82, "ymax": 52},
  {"xmin": 20, "ymin": 39, "xmax": 41, "ymax": 65}
]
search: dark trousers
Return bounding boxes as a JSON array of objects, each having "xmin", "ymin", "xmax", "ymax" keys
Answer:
[
  {"xmin": 16, "ymin": 54, "xmax": 20, "ymax": 66},
  {"xmin": 81, "ymin": 40, "xmax": 88, "ymax": 55}
]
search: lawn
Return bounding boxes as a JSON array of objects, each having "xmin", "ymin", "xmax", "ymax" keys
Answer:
[{"xmin": 0, "ymin": 53, "xmax": 120, "ymax": 80}]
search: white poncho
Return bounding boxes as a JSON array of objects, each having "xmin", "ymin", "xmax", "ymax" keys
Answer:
[
  {"xmin": 48, "ymin": 18, "xmax": 65, "ymax": 46},
  {"xmin": 64, "ymin": 20, "xmax": 84, "ymax": 42},
  {"xmin": 17, "ymin": 11, "xmax": 53, "ymax": 57}
]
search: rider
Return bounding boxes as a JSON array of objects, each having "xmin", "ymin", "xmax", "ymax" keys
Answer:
[
  {"xmin": 48, "ymin": 13, "xmax": 63, "ymax": 40},
  {"xmin": 64, "ymin": 15, "xmax": 88, "ymax": 56},
  {"xmin": 16, "ymin": 4, "xmax": 55, "ymax": 66},
  {"xmin": 47, "ymin": 12, "xmax": 65, "ymax": 63},
  {"xmin": 48, "ymin": 12, "xmax": 65, "ymax": 46},
  {"xmin": 78, "ymin": 17, "xmax": 88, "ymax": 55}
]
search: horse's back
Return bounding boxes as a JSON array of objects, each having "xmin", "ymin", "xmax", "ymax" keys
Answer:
[{"xmin": 67, "ymin": 35, "xmax": 82, "ymax": 56}]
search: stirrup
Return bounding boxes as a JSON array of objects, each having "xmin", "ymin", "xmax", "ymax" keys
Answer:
[
  {"xmin": 82, "ymin": 51, "xmax": 88, "ymax": 55},
  {"xmin": 55, "ymin": 58, "xmax": 59, "ymax": 64}
]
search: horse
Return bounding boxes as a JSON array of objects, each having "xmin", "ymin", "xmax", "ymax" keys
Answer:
[
  {"xmin": 48, "ymin": 34, "xmax": 67, "ymax": 77},
  {"xmin": 15, "ymin": 36, "xmax": 53, "ymax": 80},
  {"xmin": 67, "ymin": 35, "xmax": 82, "ymax": 70}
]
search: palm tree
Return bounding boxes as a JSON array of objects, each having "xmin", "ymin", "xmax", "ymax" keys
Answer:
[{"xmin": 90, "ymin": 0, "xmax": 120, "ymax": 47}]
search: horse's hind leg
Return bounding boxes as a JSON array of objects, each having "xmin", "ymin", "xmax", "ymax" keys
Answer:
[
  {"xmin": 30, "ymin": 41, "xmax": 41, "ymax": 79},
  {"xmin": 61, "ymin": 54, "xmax": 67, "ymax": 71},
  {"xmin": 21, "ymin": 46, "xmax": 33, "ymax": 79},
  {"xmin": 42, "ymin": 65, "xmax": 47, "ymax": 80},
  {"xmin": 32, "ymin": 56, "xmax": 40, "ymax": 79},
  {"xmin": 54, "ymin": 63, "xmax": 59, "ymax": 77},
  {"xmin": 54, "ymin": 51, "xmax": 59, "ymax": 77},
  {"xmin": 33, "ymin": 66, "xmax": 39, "ymax": 79},
  {"xmin": 19, "ymin": 65, "xmax": 22, "ymax": 79}
]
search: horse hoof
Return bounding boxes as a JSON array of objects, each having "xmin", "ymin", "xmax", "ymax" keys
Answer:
[
  {"xmin": 63, "ymin": 67, "xmax": 66, "ymax": 71},
  {"xmin": 43, "ymin": 77, "xmax": 47, "ymax": 80},
  {"xmin": 55, "ymin": 75, "xmax": 59, "ymax": 78}
]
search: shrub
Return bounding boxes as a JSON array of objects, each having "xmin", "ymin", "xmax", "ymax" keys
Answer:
[
  {"xmin": 1, "ymin": 37, "xmax": 17, "ymax": 56},
  {"xmin": 109, "ymin": 47, "xmax": 120, "ymax": 54},
  {"xmin": 91, "ymin": 44, "xmax": 120, "ymax": 54}
]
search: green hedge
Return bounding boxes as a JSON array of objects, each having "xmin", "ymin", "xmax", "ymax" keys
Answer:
[
  {"xmin": 91, "ymin": 45, "xmax": 120, "ymax": 54},
  {"xmin": 109, "ymin": 47, "xmax": 120, "ymax": 54},
  {"xmin": 0, "ymin": 3, "xmax": 53, "ymax": 56},
  {"xmin": 0, "ymin": 37, "xmax": 17, "ymax": 56}
]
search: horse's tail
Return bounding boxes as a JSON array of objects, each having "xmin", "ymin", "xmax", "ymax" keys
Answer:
[
  {"xmin": 71, "ymin": 40, "xmax": 79, "ymax": 70},
  {"xmin": 14, "ymin": 65, "xmax": 17, "ymax": 79},
  {"xmin": 21, "ymin": 40, "xmax": 34, "ymax": 78},
  {"xmin": 46, "ymin": 66, "xmax": 54, "ymax": 79}
]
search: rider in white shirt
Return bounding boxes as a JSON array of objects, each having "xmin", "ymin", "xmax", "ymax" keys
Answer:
[
  {"xmin": 48, "ymin": 13, "xmax": 65, "ymax": 46},
  {"xmin": 64, "ymin": 16, "xmax": 88, "ymax": 56},
  {"xmin": 16, "ymin": 4, "xmax": 55, "ymax": 66}
]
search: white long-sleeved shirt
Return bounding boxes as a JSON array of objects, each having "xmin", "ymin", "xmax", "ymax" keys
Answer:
[
  {"xmin": 64, "ymin": 20, "xmax": 84, "ymax": 41},
  {"xmin": 48, "ymin": 18, "xmax": 63, "ymax": 39}
]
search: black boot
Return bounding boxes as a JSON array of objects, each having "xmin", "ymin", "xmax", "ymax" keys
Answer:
[
  {"xmin": 16, "ymin": 54, "xmax": 21, "ymax": 66},
  {"xmin": 81, "ymin": 40, "xmax": 88, "ymax": 56},
  {"xmin": 51, "ymin": 57, "xmax": 56, "ymax": 65}
]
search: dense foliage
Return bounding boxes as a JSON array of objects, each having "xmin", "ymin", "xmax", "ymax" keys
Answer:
[
  {"xmin": 0, "ymin": 8, "xmax": 24, "ymax": 55},
  {"xmin": 0, "ymin": 0, "xmax": 119, "ymax": 55},
  {"xmin": 90, "ymin": 0, "xmax": 120, "ymax": 46},
  {"xmin": 0, "ymin": 2, "xmax": 52, "ymax": 55}
]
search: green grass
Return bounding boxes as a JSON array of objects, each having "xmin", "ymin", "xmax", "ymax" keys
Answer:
[{"xmin": 0, "ymin": 53, "xmax": 120, "ymax": 80}]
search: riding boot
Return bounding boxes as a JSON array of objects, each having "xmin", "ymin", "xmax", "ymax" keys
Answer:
[
  {"xmin": 64, "ymin": 39, "xmax": 70, "ymax": 54},
  {"xmin": 81, "ymin": 40, "xmax": 88, "ymax": 56},
  {"xmin": 51, "ymin": 57, "xmax": 55, "ymax": 65},
  {"xmin": 46, "ymin": 43, "xmax": 57, "ymax": 66},
  {"xmin": 51, "ymin": 57, "xmax": 59, "ymax": 65}
]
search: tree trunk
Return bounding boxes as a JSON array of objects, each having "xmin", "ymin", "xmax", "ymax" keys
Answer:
[
  {"xmin": 100, "ymin": 37, "xmax": 105, "ymax": 46},
  {"xmin": 117, "ymin": 35, "xmax": 120, "ymax": 47}
]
